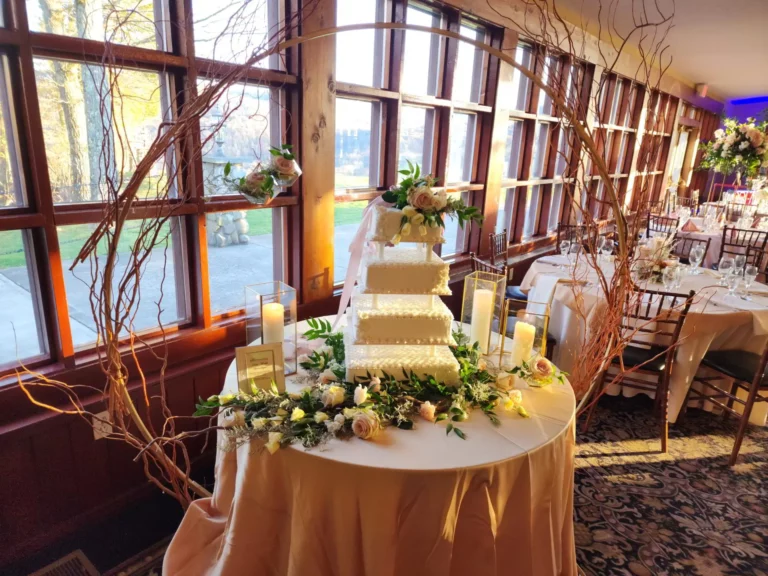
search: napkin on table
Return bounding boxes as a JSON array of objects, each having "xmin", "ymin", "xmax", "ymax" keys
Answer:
[{"xmin": 680, "ymin": 219, "xmax": 700, "ymax": 232}]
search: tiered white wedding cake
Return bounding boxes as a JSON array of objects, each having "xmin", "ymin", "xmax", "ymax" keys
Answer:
[{"xmin": 344, "ymin": 205, "xmax": 461, "ymax": 386}]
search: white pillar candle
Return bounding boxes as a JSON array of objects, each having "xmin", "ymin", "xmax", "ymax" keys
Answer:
[
  {"xmin": 469, "ymin": 288, "xmax": 494, "ymax": 354},
  {"xmin": 511, "ymin": 321, "xmax": 536, "ymax": 366},
  {"xmin": 262, "ymin": 302, "xmax": 285, "ymax": 345}
]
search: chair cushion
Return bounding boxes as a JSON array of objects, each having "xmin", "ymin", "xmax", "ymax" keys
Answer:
[
  {"xmin": 613, "ymin": 344, "xmax": 668, "ymax": 372},
  {"xmin": 700, "ymin": 349, "xmax": 767, "ymax": 385},
  {"xmin": 506, "ymin": 286, "xmax": 528, "ymax": 301}
]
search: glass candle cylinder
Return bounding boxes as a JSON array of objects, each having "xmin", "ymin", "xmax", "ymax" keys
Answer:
[
  {"xmin": 499, "ymin": 298, "xmax": 550, "ymax": 370},
  {"xmin": 245, "ymin": 281, "xmax": 298, "ymax": 375},
  {"xmin": 461, "ymin": 271, "xmax": 506, "ymax": 354}
]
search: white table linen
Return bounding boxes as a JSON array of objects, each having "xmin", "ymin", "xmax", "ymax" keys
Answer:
[{"xmin": 521, "ymin": 255, "xmax": 768, "ymax": 425}]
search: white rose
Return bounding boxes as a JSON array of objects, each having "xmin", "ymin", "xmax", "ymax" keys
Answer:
[
  {"xmin": 368, "ymin": 376, "xmax": 381, "ymax": 392},
  {"xmin": 321, "ymin": 384, "xmax": 344, "ymax": 407},
  {"xmin": 264, "ymin": 431, "xmax": 283, "ymax": 454},
  {"xmin": 419, "ymin": 401, "xmax": 437, "ymax": 422},
  {"xmin": 251, "ymin": 417, "xmax": 267, "ymax": 430},
  {"xmin": 496, "ymin": 373, "xmax": 513, "ymax": 391},
  {"xmin": 739, "ymin": 141, "xmax": 750, "ymax": 150},
  {"xmin": 334, "ymin": 414, "xmax": 345, "ymax": 425},
  {"xmin": 353, "ymin": 384, "xmax": 368, "ymax": 405},
  {"xmin": 714, "ymin": 129, "xmax": 724, "ymax": 138},
  {"xmin": 320, "ymin": 369, "xmax": 338, "ymax": 384},
  {"xmin": 351, "ymin": 409, "xmax": 380, "ymax": 440},
  {"xmin": 314, "ymin": 412, "xmax": 329, "ymax": 423},
  {"xmin": 735, "ymin": 154, "xmax": 743, "ymax": 163},
  {"xmin": 433, "ymin": 189, "xmax": 448, "ymax": 210}
]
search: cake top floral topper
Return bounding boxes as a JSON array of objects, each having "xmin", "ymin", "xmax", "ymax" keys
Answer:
[
  {"xmin": 381, "ymin": 161, "xmax": 483, "ymax": 234},
  {"xmin": 700, "ymin": 117, "xmax": 768, "ymax": 178}
]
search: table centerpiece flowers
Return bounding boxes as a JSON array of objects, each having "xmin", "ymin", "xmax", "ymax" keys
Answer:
[
  {"xmin": 699, "ymin": 117, "xmax": 768, "ymax": 184},
  {"xmin": 382, "ymin": 161, "xmax": 483, "ymax": 242},
  {"xmin": 506, "ymin": 356, "xmax": 567, "ymax": 388},
  {"xmin": 635, "ymin": 235, "xmax": 678, "ymax": 282},
  {"xmin": 194, "ymin": 319, "xmax": 530, "ymax": 452},
  {"xmin": 223, "ymin": 144, "xmax": 301, "ymax": 204}
]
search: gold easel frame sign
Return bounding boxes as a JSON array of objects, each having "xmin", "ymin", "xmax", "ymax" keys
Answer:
[{"xmin": 235, "ymin": 343, "xmax": 286, "ymax": 394}]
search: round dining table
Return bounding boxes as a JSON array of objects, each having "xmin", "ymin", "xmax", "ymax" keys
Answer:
[
  {"xmin": 521, "ymin": 254, "xmax": 768, "ymax": 425},
  {"xmin": 163, "ymin": 317, "xmax": 578, "ymax": 576}
]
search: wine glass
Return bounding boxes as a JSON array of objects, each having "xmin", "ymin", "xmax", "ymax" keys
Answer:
[
  {"xmin": 674, "ymin": 264, "xmax": 684, "ymax": 288},
  {"xmin": 743, "ymin": 264, "xmax": 758, "ymax": 300},
  {"xmin": 595, "ymin": 236, "xmax": 606, "ymax": 262},
  {"xmin": 602, "ymin": 239, "xmax": 614, "ymax": 259},
  {"xmin": 734, "ymin": 254, "xmax": 747, "ymax": 276},
  {"xmin": 559, "ymin": 240, "xmax": 570, "ymax": 269},
  {"xmin": 689, "ymin": 244, "xmax": 705, "ymax": 274},
  {"xmin": 726, "ymin": 271, "xmax": 740, "ymax": 298},
  {"xmin": 662, "ymin": 266, "xmax": 677, "ymax": 290},
  {"xmin": 717, "ymin": 256, "xmax": 734, "ymax": 285}
]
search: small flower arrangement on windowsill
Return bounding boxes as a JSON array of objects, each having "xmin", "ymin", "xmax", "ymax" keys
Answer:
[
  {"xmin": 382, "ymin": 161, "xmax": 483, "ymax": 243},
  {"xmin": 224, "ymin": 144, "xmax": 302, "ymax": 205}
]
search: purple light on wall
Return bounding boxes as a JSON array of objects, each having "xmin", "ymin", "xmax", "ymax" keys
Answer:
[{"xmin": 725, "ymin": 95, "xmax": 768, "ymax": 122}]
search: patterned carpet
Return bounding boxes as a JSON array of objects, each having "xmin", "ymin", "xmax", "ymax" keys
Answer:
[{"xmin": 576, "ymin": 395, "xmax": 768, "ymax": 576}]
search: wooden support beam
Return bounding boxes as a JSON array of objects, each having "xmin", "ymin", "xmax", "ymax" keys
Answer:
[{"xmin": 300, "ymin": 0, "xmax": 336, "ymax": 302}]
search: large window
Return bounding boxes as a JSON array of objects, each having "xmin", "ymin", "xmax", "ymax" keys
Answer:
[
  {"xmin": 335, "ymin": 98, "xmax": 381, "ymax": 190},
  {"xmin": 402, "ymin": 4, "xmax": 443, "ymax": 96},
  {"xmin": 399, "ymin": 105, "xmax": 435, "ymax": 172},
  {"xmin": 336, "ymin": 0, "xmax": 385, "ymax": 87}
]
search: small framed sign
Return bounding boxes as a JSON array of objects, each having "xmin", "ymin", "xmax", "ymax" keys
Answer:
[{"xmin": 235, "ymin": 343, "xmax": 286, "ymax": 394}]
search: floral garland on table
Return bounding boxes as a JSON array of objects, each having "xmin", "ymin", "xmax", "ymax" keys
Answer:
[
  {"xmin": 194, "ymin": 318, "xmax": 529, "ymax": 453},
  {"xmin": 381, "ymin": 161, "xmax": 483, "ymax": 243},
  {"xmin": 223, "ymin": 145, "xmax": 300, "ymax": 204},
  {"xmin": 700, "ymin": 117, "xmax": 768, "ymax": 179}
]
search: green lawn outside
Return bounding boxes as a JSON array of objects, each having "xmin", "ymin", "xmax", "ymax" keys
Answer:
[{"xmin": 0, "ymin": 202, "xmax": 368, "ymax": 271}]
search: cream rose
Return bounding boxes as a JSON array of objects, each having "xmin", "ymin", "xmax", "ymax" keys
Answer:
[
  {"xmin": 290, "ymin": 407, "xmax": 306, "ymax": 421},
  {"xmin": 531, "ymin": 357, "xmax": 554, "ymax": 380},
  {"xmin": 351, "ymin": 409, "xmax": 380, "ymax": 440},
  {"xmin": 251, "ymin": 417, "xmax": 267, "ymax": 430},
  {"xmin": 222, "ymin": 407, "xmax": 245, "ymax": 428},
  {"xmin": 273, "ymin": 156, "xmax": 296, "ymax": 175},
  {"xmin": 368, "ymin": 376, "xmax": 381, "ymax": 393},
  {"xmin": 433, "ymin": 189, "xmax": 448, "ymax": 210},
  {"xmin": 265, "ymin": 432, "xmax": 283, "ymax": 455},
  {"xmin": 314, "ymin": 412, "xmax": 329, "ymax": 423},
  {"xmin": 409, "ymin": 188, "xmax": 434, "ymax": 210},
  {"xmin": 320, "ymin": 368, "xmax": 338, "ymax": 384},
  {"xmin": 402, "ymin": 205, "xmax": 417, "ymax": 218},
  {"xmin": 411, "ymin": 213, "xmax": 425, "ymax": 225},
  {"xmin": 401, "ymin": 222, "xmax": 412, "ymax": 236},
  {"xmin": 321, "ymin": 384, "xmax": 345, "ymax": 407},
  {"xmin": 419, "ymin": 401, "xmax": 436, "ymax": 422},
  {"xmin": 495, "ymin": 373, "xmax": 512, "ymax": 391},
  {"xmin": 353, "ymin": 384, "xmax": 369, "ymax": 406}
]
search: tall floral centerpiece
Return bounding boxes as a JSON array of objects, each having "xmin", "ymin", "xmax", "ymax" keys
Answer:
[
  {"xmin": 224, "ymin": 144, "xmax": 302, "ymax": 204},
  {"xmin": 381, "ymin": 161, "xmax": 483, "ymax": 242},
  {"xmin": 699, "ymin": 117, "xmax": 768, "ymax": 187}
]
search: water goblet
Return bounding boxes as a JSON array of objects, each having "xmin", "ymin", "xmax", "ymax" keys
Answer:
[
  {"xmin": 602, "ymin": 239, "xmax": 614, "ymax": 260},
  {"xmin": 662, "ymin": 266, "xmax": 677, "ymax": 290},
  {"xmin": 689, "ymin": 244, "xmax": 705, "ymax": 274},
  {"xmin": 595, "ymin": 236, "xmax": 606, "ymax": 262},
  {"xmin": 726, "ymin": 271, "xmax": 740, "ymax": 298},
  {"xmin": 717, "ymin": 256, "xmax": 734, "ymax": 286},
  {"xmin": 743, "ymin": 264, "xmax": 758, "ymax": 300},
  {"xmin": 734, "ymin": 254, "xmax": 747, "ymax": 275}
]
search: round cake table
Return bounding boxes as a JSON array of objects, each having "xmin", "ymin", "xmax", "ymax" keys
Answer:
[{"xmin": 164, "ymin": 318, "xmax": 578, "ymax": 576}]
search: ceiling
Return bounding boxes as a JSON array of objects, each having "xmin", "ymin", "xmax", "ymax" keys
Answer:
[{"xmin": 552, "ymin": 0, "xmax": 768, "ymax": 100}]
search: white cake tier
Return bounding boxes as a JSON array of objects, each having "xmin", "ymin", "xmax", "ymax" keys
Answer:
[
  {"xmin": 345, "ymin": 338, "xmax": 460, "ymax": 386},
  {"xmin": 350, "ymin": 294, "xmax": 455, "ymax": 345},
  {"xmin": 368, "ymin": 205, "xmax": 444, "ymax": 244},
  {"xmin": 360, "ymin": 246, "xmax": 451, "ymax": 296}
]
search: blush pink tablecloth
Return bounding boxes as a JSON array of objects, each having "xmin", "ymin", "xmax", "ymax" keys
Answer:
[{"xmin": 163, "ymin": 321, "xmax": 578, "ymax": 576}]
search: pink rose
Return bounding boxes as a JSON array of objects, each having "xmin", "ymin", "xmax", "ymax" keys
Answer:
[
  {"xmin": 409, "ymin": 188, "xmax": 434, "ymax": 210},
  {"xmin": 419, "ymin": 401, "xmax": 436, "ymax": 422},
  {"xmin": 245, "ymin": 170, "xmax": 266, "ymax": 187},
  {"xmin": 531, "ymin": 357, "xmax": 553, "ymax": 380},
  {"xmin": 351, "ymin": 409, "xmax": 380, "ymax": 440},
  {"xmin": 748, "ymin": 129, "xmax": 764, "ymax": 148},
  {"xmin": 274, "ymin": 156, "xmax": 296, "ymax": 175}
]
